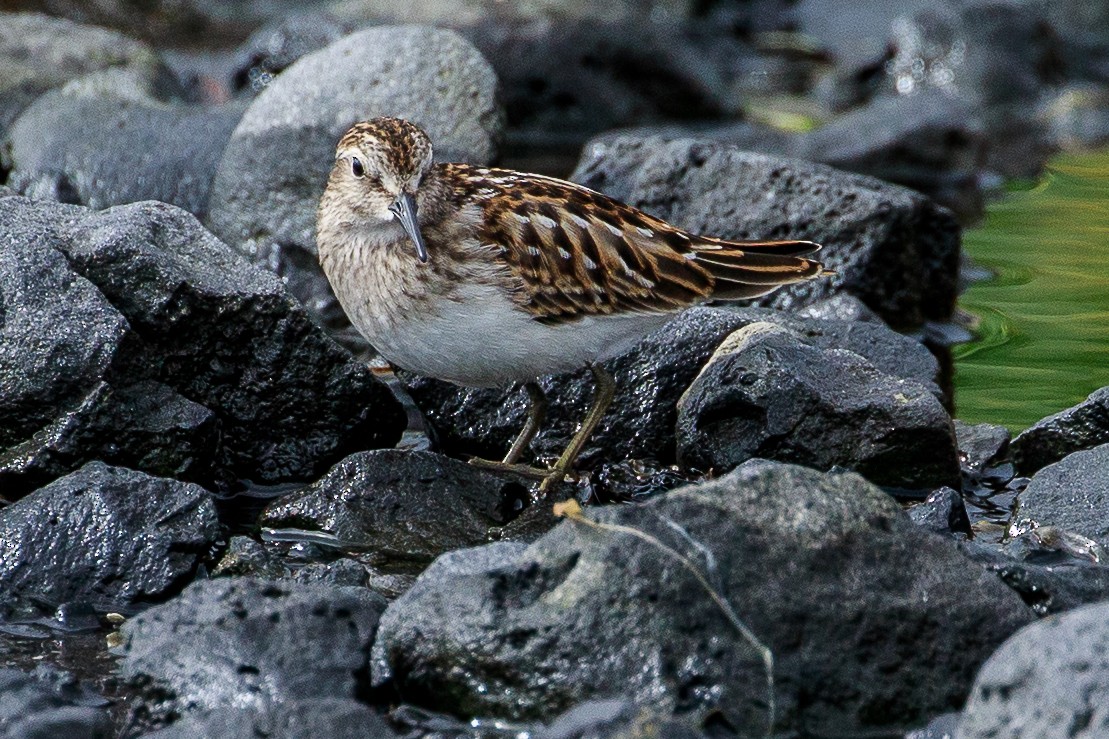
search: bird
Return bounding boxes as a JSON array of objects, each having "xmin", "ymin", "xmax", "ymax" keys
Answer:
[{"xmin": 317, "ymin": 117, "xmax": 827, "ymax": 493}]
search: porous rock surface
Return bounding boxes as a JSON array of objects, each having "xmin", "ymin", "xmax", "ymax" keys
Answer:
[
  {"xmin": 675, "ymin": 322, "xmax": 960, "ymax": 490},
  {"xmin": 118, "ymin": 577, "xmax": 387, "ymax": 719},
  {"xmin": 1014, "ymin": 443, "xmax": 1109, "ymax": 551},
  {"xmin": 0, "ymin": 193, "xmax": 403, "ymax": 497},
  {"xmin": 0, "ymin": 462, "xmax": 219, "ymax": 614},
  {"xmin": 0, "ymin": 666, "xmax": 111, "ymax": 739},
  {"xmin": 372, "ymin": 461, "xmax": 1033, "ymax": 736},
  {"xmin": 1011, "ymin": 386, "xmax": 1109, "ymax": 475}
]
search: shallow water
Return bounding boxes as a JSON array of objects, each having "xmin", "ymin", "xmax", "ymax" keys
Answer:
[{"xmin": 954, "ymin": 148, "xmax": 1109, "ymax": 432}]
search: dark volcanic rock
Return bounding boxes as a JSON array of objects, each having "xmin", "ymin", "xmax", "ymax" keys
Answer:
[
  {"xmin": 0, "ymin": 666, "xmax": 111, "ymax": 739},
  {"xmin": 206, "ymin": 25, "xmax": 502, "ymax": 346},
  {"xmin": 7, "ymin": 84, "xmax": 246, "ymax": 219},
  {"xmin": 142, "ymin": 698, "xmax": 398, "ymax": 738},
  {"xmin": 1011, "ymin": 386, "xmax": 1109, "ymax": 475},
  {"xmin": 0, "ymin": 462, "xmax": 219, "ymax": 614},
  {"xmin": 118, "ymin": 577, "xmax": 387, "ymax": 718},
  {"xmin": 0, "ymin": 12, "xmax": 177, "ymax": 140},
  {"xmin": 405, "ymin": 306, "xmax": 941, "ymax": 469},
  {"xmin": 959, "ymin": 601, "xmax": 1109, "ymax": 738},
  {"xmin": 0, "ymin": 194, "xmax": 404, "ymax": 496},
  {"xmin": 674, "ymin": 322, "xmax": 959, "ymax": 489},
  {"xmin": 1014, "ymin": 444, "xmax": 1109, "ymax": 551},
  {"xmin": 909, "ymin": 487, "xmax": 973, "ymax": 537},
  {"xmin": 372, "ymin": 462, "xmax": 1033, "ymax": 736},
  {"xmin": 571, "ymin": 136, "xmax": 961, "ymax": 329},
  {"xmin": 955, "ymin": 420, "xmax": 1011, "ymax": 474},
  {"xmin": 959, "ymin": 540, "xmax": 1109, "ymax": 616},
  {"xmin": 230, "ymin": 12, "xmax": 352, "ymax": 93},
  {"xmin": 259, "ymin": 450, "xmax": 535, "ymax": 570}
]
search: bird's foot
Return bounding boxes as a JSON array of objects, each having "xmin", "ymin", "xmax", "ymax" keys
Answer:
[{"xmin": 468, "ymin": 457, "xmax": 550, "ymax": 480}]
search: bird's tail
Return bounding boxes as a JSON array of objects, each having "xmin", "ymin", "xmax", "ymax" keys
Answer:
[{"xmin": 686, "ymin": 238, "xmax": 829, "ymax": 301}]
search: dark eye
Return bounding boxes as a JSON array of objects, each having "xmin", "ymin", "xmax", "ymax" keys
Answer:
[{"xmin": 350, "ymin": 157, "xmax": 365, "ymax": 178}]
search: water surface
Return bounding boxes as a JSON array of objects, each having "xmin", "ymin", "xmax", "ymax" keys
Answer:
[{"xmin": 954, "ymin": 148, "xmax": 1109, "ymax": 431}]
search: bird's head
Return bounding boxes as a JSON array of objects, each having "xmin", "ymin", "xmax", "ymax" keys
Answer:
[{"xmin": 325, "ymin": 116, "xmax": 434, "ymax": 262}]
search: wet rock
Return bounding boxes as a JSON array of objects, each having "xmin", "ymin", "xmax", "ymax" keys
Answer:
[
  {"xmin": 230, "ymin": 12, "xmax": 353, "ymax": 93},
  {"xmin": 6, "ymin": 78, "xmax": 246, "ymax": 219},
  {"xmin": 142, "ymin": 698, "xmax": 398, "ymax": 738},
  {"xmin": 795, "ymin": 293, "xmax": 881, "ymax": 323},
  {"xmin": 0, "ymin": 12, "xmax": 177, "ymax": 140},
  {"xmin": 0, "ymin": 666, "xmax": 111, "ymax": 739},
  {"xmin": 0, "ymin": 462, "xmax": 219, "ymax": 615},
  {"xmin": 955, "ymin": 420, "xmax": 1011, "ymax": 474},
  {"xmin": 904, "ymin": 712, "xmax": 959, "ymax": 739},
  {"xmin": 405, "ymin": 306, "xmax": 942, "ymax": 469},
  {"xmin": 959, "ymin": 601, "xmax": 1109, "ymax": 738},
  {"xmin": 372, "ymin": 462, "xmax": 1033, "ymax": 735},
  {"xmin": 1014, "ymin": 444, "xmax": 1109, "ymax": 551},
  {"xmin": 259, "ymin": 450, "xmax": 536, "ymax": 572},
  {"xmin": 537, "ymin": 698, "xmax": 706, "ymax": 739},
  {"xmin": 118, "ymin": 577, "xmax": 387, "ymax": 719},
  {"xmin": 909, "ymin": 487, "xmax": 973, "ymax": 537},
  {"xmin": 571, "ymin": 137, "xmax": 961, "ymax": 329},
  {"xmin": 675, "ymin": 323, "xmax": 958, "ymax": 490},
  {"xmin": 206, "ymin": 25, "xmax": 502, "ymax": 345},
  {"xmin": 1011, "ymin": 386, "xmax": 1109, "ymax": 475},
  {"xmin": 960, "ymin": 540, "xmax": 1109, "ymax": 616},
  {"xmin": 0, "ymin": 194, "xmax": 404, "ymax": 496}
]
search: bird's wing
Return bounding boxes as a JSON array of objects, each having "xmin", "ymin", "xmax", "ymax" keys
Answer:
[{"xmin": 448, "ymin": 165, "xmax": 824, "ymax": 325}]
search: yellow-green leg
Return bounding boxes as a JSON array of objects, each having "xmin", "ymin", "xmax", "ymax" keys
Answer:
[
  {"xmin": 470, "ymin": 381, "xmax": 550, "ymax": 479},
  {"xmin": 539, "ymin": 364, "xmax": 616, "ymax": 494}
]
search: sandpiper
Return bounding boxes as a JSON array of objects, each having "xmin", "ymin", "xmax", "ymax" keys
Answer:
[{"xmin": 317, "ymin": 117, "xmax": 826, "ymax": 492}]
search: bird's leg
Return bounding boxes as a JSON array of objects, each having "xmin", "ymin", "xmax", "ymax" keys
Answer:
[
  {"xmin": 470, "ymin": 381, "xmax": 550, "ymax": 479},
  {"xmin": 503, "ymin": 382, "xmax": 547, "ymax": 465},
  {"xmin": 539, "ymin": 364, "xmax": 615, "ymax": 494}
]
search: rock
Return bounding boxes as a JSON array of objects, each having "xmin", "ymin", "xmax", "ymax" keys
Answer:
[
  {"xmin": 0, "ymin": 12, "xmax": 177, "ymax": 140},
  {"xmin": 1014, "ymin": 444, "xmax": 1109, "ymax": 551},
  {"xmin": 0, "ymin": 462, "xmax": 219, "ymax": 616},
  {"xmin": 372, "ymin": 461, "xmax": 1033, "ymax": 735},
  {"xmin": 0, "ymin": 666, "xmax": 111, "ymax": 739},
  {"xmin": 959, "ymin": 539, "xmax": 1109, "ymax": 616},
  {"xmin": 904, "ymin": 712, "xmax": 959, "ymax": 739},
  {"xmin": 405, "ymin": 306, "xmax": 942, "ymax": 470},
  {"xmin": 795, "ymin": 293, "xmax": 881, "ymax": 323},
  {"xmin": 118, "ymin": 577, "xmax": 387, "ymax": 719},
  {"xmin": 1011, "ymin": 386, "xmax": 1109, "ymax": 475},
  {"xmin": 259, "ymin": 450, "xmax": 537, "ymax": 571},
  {"xmin": 206, "ymin": 25, "xmax": 502, "ymax": 345},
  {"xmin": 6, "ymin": 78, "xmax": 247, "ymax": 219},
  {"xmin": 909, "ymin": 487, "xmax": 973, "ymax": 537},
  {"xmin": 571, "ymin": 137, "xmax": 961, "ymax": 329},
  {"xmin": 955, "ymin": 420, "xmax": 1011, "ymax": 474},
  {"xmin": 230, "ymin": 12, "xmax": 353, "ymax": 93},
  {"xmin": 1043, "ymin": 84, "xmax": 1109, "ymax": 151},
  {"xmin": 675, "ymin": 323, "xmax": 959, "ymax": 490},
  {"xmin": 141, "ymin": 698, "xmax": 398, "ymax": 738},
  {"xmin": 959, "ymin": 601, "xmax": 1109, "ymax": 738},
  {"xmin": 0, "ymin": 194, "xmax": 404, "ymax": 497}
]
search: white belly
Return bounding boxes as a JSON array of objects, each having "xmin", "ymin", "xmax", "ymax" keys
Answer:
[{"xmin": 362, "ymin": 283, "xmax": 671, "ymax": 387}]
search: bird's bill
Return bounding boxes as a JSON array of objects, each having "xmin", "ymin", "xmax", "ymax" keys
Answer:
[{"xmin": 389, "ymin": 193, "xmax": 429, "ymax": 263}]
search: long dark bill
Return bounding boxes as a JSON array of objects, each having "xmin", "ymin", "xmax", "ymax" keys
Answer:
[{"xmin": 389, "ymin": 192, "xmax": 429, "ymax": 263}]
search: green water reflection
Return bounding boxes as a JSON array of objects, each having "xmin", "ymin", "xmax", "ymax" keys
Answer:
[{"xmin": 954, "ymin": 149, "xmax": 1109, "ymax": 431}]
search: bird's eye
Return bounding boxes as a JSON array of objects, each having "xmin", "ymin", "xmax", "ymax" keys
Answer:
[{"xmin": 350, "ymin": 157, "xmax": 365, "ymax": 178}]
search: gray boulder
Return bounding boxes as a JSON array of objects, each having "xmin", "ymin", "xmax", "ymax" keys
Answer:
[
  {"xmin": 958, "ymin": 601, "xmax": 1109, "ymax": 738},
  {"xmin": 1014, "ymin": 443, "xmax": 1109, "ymax": 551},
  {"xmin": 118, "ymin": 577, "xmax": 387, "ymax": 719},
  {"xmin": 406, "ymin": 306, "xmax": 941, "ymax": 473},
  {"xmin": 1011, "ymin": 386, "xmax": 1109, "ymax": 475},
  {"xmin": 259, "ymin": 450, "xmax": 537, "ymax": 572},
  {"xmin": 206, "ymin": 25, "xmax": 502, "ymax": 344},
  {"xmin": 0, "ymin": 193, "xmax": 403, "ymax": 497},
  {"xmin": 372, "ymin": 461, "xmax": 1033, "ymax": 736},
  {"xmin": 0, "ymin": 462, "xmax": 218, "ymax": 615},
  {"xmin": 0, "ymin": 12, "xmax": 177, "ymax": 140},
  {"xmin": 140, "ymin": 699, "xmax": 398, "ymax": 738},
  {"xmin": 571, "ymin": 136, "xmax": 961, "ymax": 329},
  {"xmin": 908, "ymin": 487, "xmax": 973, "ymax": 537},
  {"xmin": 0, "ymin": 666, "xmax": 111, "ymax": 739},
  {"xmin": 675, "ymin": 322, "xmax": 959, "ymax": 489},
  {"xmin": 6, "ymin": 78, "xmax": 246, "ymax": 219}
]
